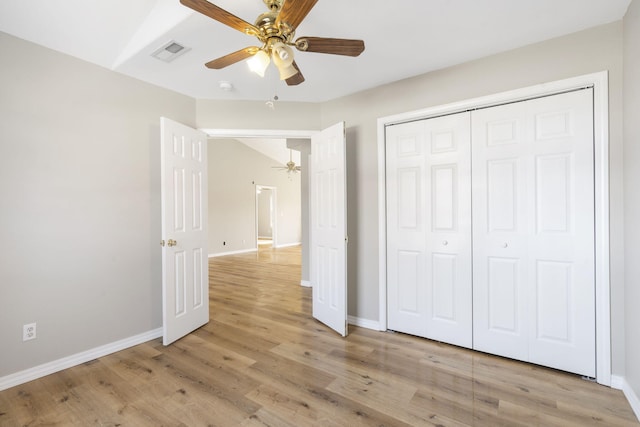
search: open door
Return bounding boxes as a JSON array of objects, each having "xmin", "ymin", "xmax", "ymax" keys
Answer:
[
  {"xmin": 160, "ymin": 117, "xmax": 209, "ymax": 345},
  {"xmin": 310, "ymin": 122, "xmax": 348, "ymax": 336}
]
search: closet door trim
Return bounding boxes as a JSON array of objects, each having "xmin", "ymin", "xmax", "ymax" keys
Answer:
[{"xmin": 377, "ymin": 71, "xmax": 610, "ymax": 385}]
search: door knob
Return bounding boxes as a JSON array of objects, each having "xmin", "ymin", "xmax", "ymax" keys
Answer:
[
  {"xmin": 442, "ymin": 240, "xmax": 449, "ymax": 246},
  {"xmin": 167, "ymin": 239, "xmax": 177, "ymax": 247},
  {"xmin": 502, "ymin": 243, "xmax": 508, "ymax": 248}
]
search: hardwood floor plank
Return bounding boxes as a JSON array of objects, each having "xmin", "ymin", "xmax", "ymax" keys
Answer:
[
  {"xmin": 0, "ymin": 245, "xmax": 637, "ymax": 426},
  {"xmin": 239, "ymin": 407, "xmax": 300, "ymax": 427},
  {"xmin": 141, "ymin": 341, "xmax": 263, "ymax": 421},
  {"xmin": 245, "ymin": 382, "xmax": 415, "ymax": 427}
]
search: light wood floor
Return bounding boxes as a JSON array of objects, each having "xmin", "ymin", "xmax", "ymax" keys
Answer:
[{"xmin": 1, "ymin": 245, "xmax": 637, "ymax": 426}]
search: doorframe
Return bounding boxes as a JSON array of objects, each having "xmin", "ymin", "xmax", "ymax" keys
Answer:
[
  {"xmin": 202, "ymin": 129, "xmax": 317, "ymax": 139},
  {"xmin": 255, "ymin": 185, "xmax": 277, "ymax": 248},
  {"xmin": 376, "ymin": 71, "xmax": 611, "ymax": 385}
]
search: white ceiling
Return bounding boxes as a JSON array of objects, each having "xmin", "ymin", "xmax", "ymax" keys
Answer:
[
  {"xmin": 235, "ymin": 137, "xmax": 301, "ymax": 166},
  {"xmin": 0, "ymin": 0, "xmax": 632, "ymax": 103}
]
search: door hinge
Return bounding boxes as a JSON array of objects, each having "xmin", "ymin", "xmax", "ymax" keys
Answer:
[{"xmin": 345, "ymin": 235, "xmax": 349, "ymax": 244}]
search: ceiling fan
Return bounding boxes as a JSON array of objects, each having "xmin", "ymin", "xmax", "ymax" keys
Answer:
[
  {"xmin": 273, "ymin": 150, "xmax": 301, "ymax": 174},
  {"xmin": 179, "ymin": 0, "xmax": 365, "ymax": 85}
]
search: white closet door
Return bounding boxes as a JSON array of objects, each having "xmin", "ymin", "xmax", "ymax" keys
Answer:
[
  {"xmin": 472, "ymin": 89, "xmax": 595, "ymax": 377},
  {"xmin": 386, "ymin": 112, "xmax": 472, "ymax": 348}
]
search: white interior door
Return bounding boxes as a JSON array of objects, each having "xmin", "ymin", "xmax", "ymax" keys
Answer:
[
  {"xmin": 160, "ymin": 117, "xmax": 209, "ymax": 345},
  {"xmin": 386, "ymin": 112, "xmax": 473, "ymax": 348},
  {"xmin": 310, "ymin": 122, "xmax": 347, "ymax": 336},
  {"xmin": 472, "ymin": 89, "xmax": 595, "ymax": 377}
]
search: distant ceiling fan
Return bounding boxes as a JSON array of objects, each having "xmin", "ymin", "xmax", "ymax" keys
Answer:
[
  {"xmin": 273, "ymin": 150, "xmax": 301, "ymax": 174},
  {"xmin": 180, "ymin": 0, "xmax": 365, "ymax": 85}
]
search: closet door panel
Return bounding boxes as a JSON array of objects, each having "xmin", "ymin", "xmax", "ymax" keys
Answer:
[
  {"xmin": 535, "ymin": 260, "xmax": 573, "ymax": 342},
  {"xmin": 526, "ymin": 90, "xmax": 595, "ymax": 377},
  {"xmin": 487, "ymin": 257, "xmax": 520, "ymax": 333},
  {"xmin": 424, "ymin": 113, "xmax": 472, "ymax": 348},
  {"xmin": 396, "ymin": 250, "xmax": 422, "ymax": 314},
  {"xmin": 386, "ymin": 121, "xmax": 428, "ymax": 337},
  {"xmin": 432, "ymin": 164, "xmax": 456, "ymax": 230},
  {"xmin": 431, "ymin": 253, "xmax": 457, "ymax": 321},
  {"xmin": 387, "ymin": 113, "xmax": 472, "ymax": 348},
  {"xmin": 486, "ymin": 159, "xmax": 519, "ymax": 232},
  {"xmin": 472, "ymin": 103, "xmax": 529, "ymax": 360},
  {"xmin": 472, "ymin": 89, "xmax": 595, "ymax": 377}
]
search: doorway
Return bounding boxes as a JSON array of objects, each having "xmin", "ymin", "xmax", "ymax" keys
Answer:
[
  {"xmin": 202, "ymin": 126, "xmax": 348, "ymax": 336},
  {"xmin": 256, "ymin": 185, "xmax": 276, "ymax": 248},
  {"xmin": 203, "ymin": 129, "xmax": 315, "ymax": 281}
]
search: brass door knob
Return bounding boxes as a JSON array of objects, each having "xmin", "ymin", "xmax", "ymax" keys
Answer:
[{"xmin": 167, "ymin": 239, "xmax": 177, "ymax": 247}]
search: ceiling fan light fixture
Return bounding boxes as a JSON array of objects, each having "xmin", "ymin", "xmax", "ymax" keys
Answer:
[
  {"xmin": 271, "ymin": 42, "xmax": 296, "ymax": 80},
  {"xmin": 272, "ymin": 41, "xmax": 292, "ymax": 61},
  {"xmin": 276, "ymin": 63, "xmax": 298, "ymax": 80},
  {"xmin": 247, "ymin": 49, "xmax": 270, "ymax": 77}
]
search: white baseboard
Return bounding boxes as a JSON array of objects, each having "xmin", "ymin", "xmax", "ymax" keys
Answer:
[
  {"xmin": 611, "ymin": 374, "xmax": 625, "ymax": 390},
  {"xmin": 0, "ymin": 328, "xmax": 162, "ymax": 392},
  {"xmin": 348, "ymin": 316, "xmax": 382, "ymax": 331},
  {"xmin": 209, "ymin": 248, "xmax": 257, "ymax": 258},
  {"xmin": 274, "ymin": 242, "xmax": 302, "ymax": 249},
  {"xmin": 300, "ymin": 280, "xmax": 312, "ymax": 288},
  {"xmin": 616, "ymin": 376, "xmax": 640, "ymax": 422}
]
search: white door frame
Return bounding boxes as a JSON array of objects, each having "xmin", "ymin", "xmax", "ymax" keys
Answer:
[
  {"xmin": 202, "ymin": 129, "xmax": 318, "ymax": 139},
  {"xmin": 255, "ymin": 185, "xmax": 277, "ymax": 248},
  {"xmin": 377, "ymin": 71, "xmax": 611, "ymax": 385}
]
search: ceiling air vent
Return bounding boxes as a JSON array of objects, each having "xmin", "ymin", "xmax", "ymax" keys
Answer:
[{"xmin": 151, "ymin": 40, "xmax": 191, "ymax": 63}]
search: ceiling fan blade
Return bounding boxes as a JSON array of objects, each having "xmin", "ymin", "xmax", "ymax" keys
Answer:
[
  {"xmin": 285, "ymin": 62, "xmax": 305, "ymax": 86},
  {"xmin": 276, "ymin": 0, "xmax": 319, "ymax": 29},
  {"xmin": 180, "ymin": 0, "xmax": 258, "ymax": 35},
  {"xmin": 205, "ymin": 47, "xmax": 258, "ymax": 69},
  {"xmin": 295, "ymin": 37, "xmax": 365, "ymax": 56}
]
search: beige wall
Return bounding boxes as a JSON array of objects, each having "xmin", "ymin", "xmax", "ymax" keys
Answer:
[
  {"xmin": 0, "ymin": 32, "xmax": 195, "ymax": 376},
  {"xmin": 196, "ymin": 99, "xmax": 321, "ymax": 130},
  {"xmin": 624, "ymin": 0, "xmax": 640, "ymax": 401},
  {"xmin": 207, "ymin": 139, "xmax": 301, "ymax": 254},
  {"xmin": 320, "ymin": 22, "xmax": 626, "ymax": 375}
]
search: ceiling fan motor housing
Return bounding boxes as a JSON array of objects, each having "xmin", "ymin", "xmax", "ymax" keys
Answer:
[{"xmin": 254, "ymin": 11, "xmax": 294, "ymax": 45}]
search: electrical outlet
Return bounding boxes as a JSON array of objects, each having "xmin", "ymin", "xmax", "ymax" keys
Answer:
[{"xmin": 23, "ymin": 323, "xmax": 36, "ymax": 341}]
